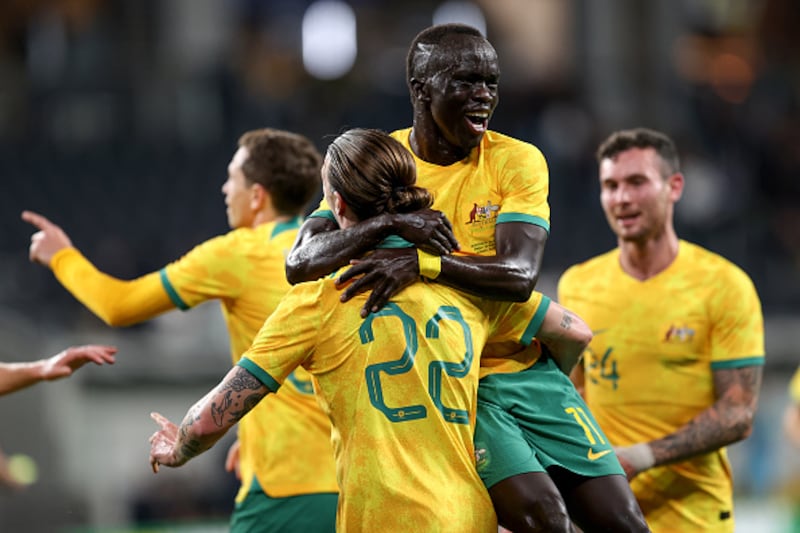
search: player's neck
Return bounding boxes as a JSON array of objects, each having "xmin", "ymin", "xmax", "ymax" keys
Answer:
[
  {"xmin": 410, "ymin": 126, "xmax": 470, "ymax": 166},
  {"xmin": 251, "ymin": 209, "xmax": 292, "ymax": 228},
  {"xmin": 617, "ymin": 228, "xmax": 679, "ymax": 281}
]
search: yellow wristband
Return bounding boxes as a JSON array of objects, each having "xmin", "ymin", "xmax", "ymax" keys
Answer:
[{"xmin": 417, "ymin": 249, "xmax": 441, "ymax": 280}]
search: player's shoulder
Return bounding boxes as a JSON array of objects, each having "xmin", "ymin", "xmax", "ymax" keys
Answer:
[
  {"xmin": 483, "ymin": 130, "xmax": 542, "ymax": 153},
  {"xmin": 679, "ymin": 240, "xmax": 754, "ymax": 285},
  {"xmin": 560, "ymin": 249, "xmax": 618, "ymax": 284},
  {"xmin": 389, "ymin": 127, "xmax": 412, "ymax": 146}
]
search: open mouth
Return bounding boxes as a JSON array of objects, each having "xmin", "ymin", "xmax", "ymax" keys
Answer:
[{"xmin": 465, "ymin": 113, "xmax": 489, "ymax": 134}]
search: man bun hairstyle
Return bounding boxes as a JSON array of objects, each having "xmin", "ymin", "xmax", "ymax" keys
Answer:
[{"xmin": 325, "ymin": 128, "xmax": 432, "ymax": 220}]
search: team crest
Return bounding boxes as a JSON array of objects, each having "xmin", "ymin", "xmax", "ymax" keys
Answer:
[
  {"xmin": 474, "ymin": 442, "xmax": 490, "ymax": 472},
  {"xmin": 466, "ymin": 201, "xmax": 501, "ymax": 225},
  {"xmin": 664, "ymin": 324, "xmax": 695, "ymax": 343}
]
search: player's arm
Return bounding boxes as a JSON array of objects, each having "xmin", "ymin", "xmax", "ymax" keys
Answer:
[
  {"xmin": 23, "ymin": 210, "xmax": 174, "ymax": 326},
  {"xmin": 0, "ymin": 345, "xmax": 117, "ymax": 396},
  {"xmin": 534, "ymin": 300, "xmax": 592, "ymax": 375},
  {"xmin": 615, "ymin": 364, "xmax": 762, "ymax": 480},
  {"xmin": 783, "ymin": 367, "xmax": 800, "ymax": 448},
  {"xmin": 338, "ymin": 221, "xmax": 547, "ymax": 317},
  {"xmin": 285, "ymin": 209, "xmax": 458, "ymax": 284},
  {"xmin": 149, "ymin": 365, "xmax": 272, "ymax": 472}
]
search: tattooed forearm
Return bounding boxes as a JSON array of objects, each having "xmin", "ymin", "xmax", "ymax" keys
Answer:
[
  {"xmin": 649, "ymin": 365, "xmax": 762, "ymax": 466},
  {"xmin": 171, "ymin": 367, "xmax": 271, "ymax": 465},
  {"xmin": 560, "ymin": 310, "xmax": 574, "ymax": 330}
]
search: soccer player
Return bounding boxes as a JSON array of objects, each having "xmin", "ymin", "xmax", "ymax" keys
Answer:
[
  {"xmin": 148, "ymin": 128, "xmax": 592, "ymax": 533},
  {"xmin": 558, "ymin": 127, "xmax": 765, "ymax": 532},
  {"xmin": 22, "ymin": 129, "xmax": 337, "ymax": 532},
  {"xmin": 285, "ymin": 24, "xmax": 647, "ymax": 533}
]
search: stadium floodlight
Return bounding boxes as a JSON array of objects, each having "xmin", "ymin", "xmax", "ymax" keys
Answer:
[{"xmin": 302, "ymin": 0, "xmax": 357, "ymax": 80}]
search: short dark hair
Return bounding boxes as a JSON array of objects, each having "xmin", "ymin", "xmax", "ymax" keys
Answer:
[
  {"xmin": 406, "ymin": 23, "xmax": 487, "ymax": 82},
  {"xmin": 596, "ymin": 128, "xmax": 681, "ymax": 176},
  {"xmin": 238, "ymin": 128, "xmax": 322, "ymax": 216}
]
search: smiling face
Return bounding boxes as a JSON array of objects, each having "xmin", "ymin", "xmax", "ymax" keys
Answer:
[
  {"xmin": 599, "ymin": 147, "xmax": 683, "ymax": 244},
  {"xmin": 419, "ymin": 34, "xmax": 499, "ymax": 155}
]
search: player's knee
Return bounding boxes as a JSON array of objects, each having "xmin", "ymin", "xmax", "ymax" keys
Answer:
[{"xmin": 502, "ymin": 493, "xmax": 572, "ymax": 533}]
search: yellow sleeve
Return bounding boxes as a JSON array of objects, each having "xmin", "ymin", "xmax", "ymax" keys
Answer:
[
  {"xmin": 50, "ymin": 247, "xmax": 174, "ymax": 326},
  {"xmin": 790, "ymin": 367, "xmax": 800, "ymax": 404}
]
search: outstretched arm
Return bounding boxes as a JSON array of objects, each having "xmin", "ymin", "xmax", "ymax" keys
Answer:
[
  {"xmin": 285, "ymin": 210, "xmax": 458, "ymax": 285},
  {"xmin": 0, "ymin": 345, "xmax": 117, "ymax": 396},
  {"xmin": 149, "ymin": 366, "xmax": 271, "ymax": 472},
  {"xmin": 614, "ymin": 365, "xmax": 762, "ymax": 480},
  {"xmin": 22, "ymin": 210, "xmax": 174, "ymax": 326}
]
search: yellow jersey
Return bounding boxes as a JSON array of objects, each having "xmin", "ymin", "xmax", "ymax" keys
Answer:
[
  {"xmin": 558, "ymin": 240, "xmax": 765, "ymax": 532},
  {"xmin": 239, "ymin": 270, "xmax": 549, "ymax": 532},
  {"xmin": 162, "ymin": 218, "xmax": 337, "ymax": 500}
]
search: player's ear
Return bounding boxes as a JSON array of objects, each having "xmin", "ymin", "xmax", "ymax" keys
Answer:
[
  {"xmin": 250, "ymin": 182, "xmax": 267, "ymax": 211},
  {"xmin": 331, "ymin": 190, "xmax": 347, "ymax": 219},
  {"xmin": 409, "ymin": 78, "xmax": 430, "ymax": 103},
  {"xmin": 667, "ymin": 172, "xmax": 684, "ymax": 202}
]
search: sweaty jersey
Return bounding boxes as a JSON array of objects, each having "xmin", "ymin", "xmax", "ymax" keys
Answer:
[
  {"xmin": 238, "ymin": 271, "xmax": 549, "ymax": 533},
  {"xmin": 161, "ymin": 218, "xmax": 337, "ymax": 501},
  {"xmin": 558, "ymin": 240, "xmax": 765, "ymax": 533},
  {"xmin": 311, "ymin": 128, "xmax": 552, "ymax": 376}
]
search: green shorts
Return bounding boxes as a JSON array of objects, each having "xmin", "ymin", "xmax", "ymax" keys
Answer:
[
  {"xmin": 230, "ymin": 476, "xmax": 338, "ymax": 533},
  {"xmin": 475, "ymin": 355, "xmax": 623, "ymax": 489}
]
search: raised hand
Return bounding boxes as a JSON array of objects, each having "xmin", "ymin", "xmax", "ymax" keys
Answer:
[
  {"xmin": 41, "ymin": 345, "xmax": 117, "ymax": 381},
  {"xmin": 21, "ymin": 210, "xmax": 73, "ymax": 266}
]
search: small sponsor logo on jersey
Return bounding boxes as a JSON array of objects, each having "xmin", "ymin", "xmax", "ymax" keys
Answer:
[
  {"xmin": 465, "ymin": 201, "xmax": 501, "ymax": 225},
  {"xmin": 664, "ymin": 324, "xmax": 695, "ymax": 343},
  {"xmin": 587, "ymin": 448, "xmax": 613, "ymax": 461}
]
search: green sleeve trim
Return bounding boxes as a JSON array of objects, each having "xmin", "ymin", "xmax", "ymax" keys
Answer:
[
  {"xmin": 308, "ymin": 209, "xmax": 335, "ymax": 220},
  {"xmin": 520, "ymin": 295, "xmax": 551, "ymax": 346},
  {"xmin": 237, "ymin": 358, "xmax": 281, "ymax": 393},
  {"xmin": 271, "ymin": 216, "xmax": 303, "ymax": 239},
  {"xmin": 159, "ymin": 269, "xmax": 190, "ymax": 311},
  {"xmin": 378, "ymin": 235, "xmax": 414, "ymax": 249},
  {"xmin": 496, "ymin": 213, "xmax": 550, "ymax": 234},
  {"xmin": 711, "ymin": 356, "xmax": 765, "ymax": 370}
]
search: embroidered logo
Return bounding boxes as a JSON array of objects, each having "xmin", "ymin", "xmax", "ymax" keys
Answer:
[
  {"xmin": 475, "ymin": 444, "xmax": 490, "ymax": 472},
  {"xmin": 664, "ymin": 324, "xmax": 695, "ymax": 343},
  {"xmin": 587, "ymin": 448, "xmax": 613, "ymax": 461},
  {"xmin": 466, "ymin": 201, "xmax": 501, "ymax": 224}
]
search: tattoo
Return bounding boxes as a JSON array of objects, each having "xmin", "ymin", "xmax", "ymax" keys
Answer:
[
  {"xmin": 651, "ymin": 365, "xmax": 762, "ymax": 466},
  {"xmin": 173, "ymin": 367, "xmax": 269, "ymax": 465},
  {"xmin": 560, "ymin": 310, "xmax": 573, "ymax": 330},
  {"xmin": 212, "ymin": 367, "xmax": 267, "ymax": 427}
]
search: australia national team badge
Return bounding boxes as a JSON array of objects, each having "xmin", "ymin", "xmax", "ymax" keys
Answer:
[
  {"xmin": 466, "ymin": 201, "xmax": 500, "ymax": 225},
  {"xmin": 474, "ymin": 442, "xmax": 490, "ymax": 472},
  {"xmin": 663, "ymin": 324, "xmax": 695, "ymax": 343}
]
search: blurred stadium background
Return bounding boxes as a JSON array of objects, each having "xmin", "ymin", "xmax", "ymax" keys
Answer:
[{"xmin": 0, "ymin": 0, "xmax": 798, "ymax": 531}]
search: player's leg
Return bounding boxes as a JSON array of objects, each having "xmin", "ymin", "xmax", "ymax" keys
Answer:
[
  {"xmin": 506, "ymin": 355, "xmax": 648, "ymax": 531},
  {"xmin": 488, "ymin": 471, "xmax": 575, "ymax": 532},
  {"xmin": 475, "ymin": 395, "xmax": 572, "ymax": 532},
  {"xmin": 550, "ymin": 468, "xmax": 649, "ymax": 532}
]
